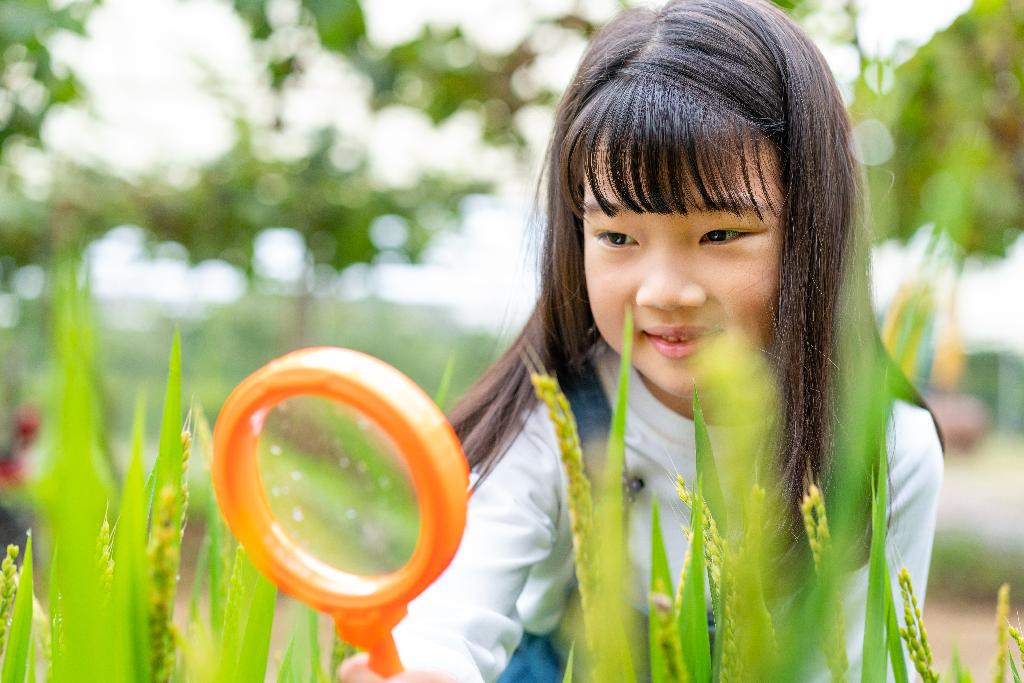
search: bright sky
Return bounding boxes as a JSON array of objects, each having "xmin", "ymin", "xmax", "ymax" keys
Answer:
[{"xmin": 23, "ymin": 0, "xmax": 1019, "ymax": 354}]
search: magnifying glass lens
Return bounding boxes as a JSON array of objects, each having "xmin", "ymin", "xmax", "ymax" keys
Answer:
[{"xmin": 257, "ymin": 395, "xmax": 420, "ymax": 576}]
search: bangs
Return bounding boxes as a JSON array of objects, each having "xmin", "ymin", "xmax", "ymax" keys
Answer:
[{"xmin": 561, "ymin": 75, "xmax": 782, "ymax": 222}]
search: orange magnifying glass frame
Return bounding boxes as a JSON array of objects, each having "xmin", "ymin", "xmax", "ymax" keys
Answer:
[{"xmin": 212, "ymin": 347, "xmax": 469, "ymax": 677}]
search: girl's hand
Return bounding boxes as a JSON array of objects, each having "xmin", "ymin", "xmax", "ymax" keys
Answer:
[{"xmin": 337, "ymin": 653, "xmax": 460, "ymax": 683}]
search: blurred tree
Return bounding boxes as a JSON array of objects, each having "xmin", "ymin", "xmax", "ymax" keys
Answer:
[
  {"xmin": 852, "ymin": 0, "xmax": 1024, "ymax": 258},
  {"xmin": 1, "ymin": 0, "xmax": 826, "ymax": 278},
  {"xmin": 0, "ymin": 0, "xmax": 91, "ymax": 156},
  {"xmin": 0, "ymin": 0, "xmax": 94, "ymax": 287}
]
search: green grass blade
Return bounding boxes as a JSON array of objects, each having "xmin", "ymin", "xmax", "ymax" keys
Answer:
[
  {"xmin": 47, "ymin": 543, "xmax": 59, "ymax": 672},
  {"xmin": 111, "ymin": 395, "xmax": 151, "ymax": 683},
  {"xmin": 1010, "ymin": 651, "xmax": 1022, "ymax": 683},
  {"xmin": 276, "ymin": 603, "xmax": 320, "ymax": 683},
  {"xmin": 45, "ymin": 258, "xmax": 113, "ymax": 683},
  {"xmin": 432, "ymin": 353, "xmax": 457, "ymax": 410},
  {"xmin": 562, "ymin": 644, "xmax": 574, "ymax": 683},
  {"xmin": 692, "ymin": 390, "xmax": 726, "ymax": 535},
  {"xmin": 949, "ymin": 648, "xmax": 972, "ymax": 683},
  {"xmin": 591, "ymin": 308, "xmax": 636, "ymax": 682},
  {"xmin": 648, "ymin": 498, "xmax": 673, "ymax": 683},
  {"xmin": 207, "ymin": 486, "xmax": 227, "ymax": 637},
  {"xmin": 306, "ymin": 606, "xmax": 324, "ymax": 682},
  {"xmin": 276, "ymin": 635, "xmax": 299, "ymax": 683},
  {"xmin": 147, "ymin": 329, "xmax": 183, "ymax": 520},
  {"xmin": 216, "ymin": 547, "xmax": 247, "ymax": 682},
  {"xmin": 24, "ymin": 636, "xmax": 33, "ymax": 683},
  {"xmin": 678, "ymin": 480, "xmax": 711, "ymax": 683},
  {"xmin": 1, "ymin": 533, "xmax": 33, "ymax": 683},
  {"xmin": 885, "ymin": 574, "xmax": 909, "ymax": 683},
  {"xmin": 235, "ymin": 575, "xmax": 277, "ymax": 683},
  {"xmin": 860, "ymin": 442, "xmax": 889, "ymax": 683}
]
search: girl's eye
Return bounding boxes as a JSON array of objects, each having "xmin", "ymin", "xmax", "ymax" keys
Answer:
[
  {"xmin": 597, "ymin": 231, "xmax": 636, "ymax": 247},
  {"xmin": 703, "ymin": 229, "xmax": 743, "ymax": 243}
]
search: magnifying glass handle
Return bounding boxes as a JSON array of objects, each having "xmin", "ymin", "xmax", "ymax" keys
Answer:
[{"xmin": 367, "ymin": 635, "xmax": 404, "ymax": 678}]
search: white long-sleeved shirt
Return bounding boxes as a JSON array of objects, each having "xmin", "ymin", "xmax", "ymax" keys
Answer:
[{"xmin": 393, "ymin": 341, "xmax": 944, "ymax": 682}]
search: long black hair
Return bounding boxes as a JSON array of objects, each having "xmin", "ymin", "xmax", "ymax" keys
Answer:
[{"xmin": 448, "ymin": 0, "xmax": 938, "ymax": 546}]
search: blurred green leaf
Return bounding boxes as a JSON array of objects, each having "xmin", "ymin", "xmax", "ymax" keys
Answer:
[
  {"xmin": 647, "ymin": 498, "xmax": 672, "ymax": 683},
  {"xmin": 1, "ymin": 533, "xmax": 32, "ymax": 683},
  {"xmin": 110, "ymin": 395, "xmax": 152, "ymax": 683},
  {"xmin": 860, "ymin": 443, "xmax": 889, "ymax": 683},
  {"xmin": 678, "ymin": 480, "xmax": 711, "ymax": 683}
]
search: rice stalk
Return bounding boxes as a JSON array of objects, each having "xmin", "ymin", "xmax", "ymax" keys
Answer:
[
  {"xmin": 148, "ymin": 485, "xmax": 178, "ymax": 683},
  {"xmin": 897, "ymin": 567, "xmax": 938, "ymax": 683},
  {"xmin": 676, "ymin": 475, "xmax": 722, "ymax": 617},
  {"xmin": 718, "ymin": 553, "xmax": 742, "ymax": 683},
  {"xmin": 650, "ymin": 578, "xmax": 688, "ymax": 683},
  {"xmin": 96, "ymin": 511, "xmax": 114, "ymax": 602},
  {"xmin": 995, "ymin": 584, "xmax": 1010, "ymax": 683},
  {"xmin": 800, "ymin": 484, "xmax": 848, "ymax": 683},
  {"xmin": 1010, "ymin": 625, "xmax": 1024, "ymax": 661},
  {"xmin": 530, "ymin": 371, "xmax": 597, "ymax": 651},
  {"xmin": 180, "ymin": 423, "xmax": 192, "ymax": 540},
  {"xmin": 0, "ymin": 544, "xmax": 20, "ymax": 655}
]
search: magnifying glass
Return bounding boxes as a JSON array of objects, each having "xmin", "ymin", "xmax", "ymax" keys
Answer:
[{"xmin": 212, "ymin": 347, "xmax": 470, "ymax": 676}]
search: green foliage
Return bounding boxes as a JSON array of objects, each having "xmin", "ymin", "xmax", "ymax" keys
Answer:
[
  {"xmin": 1, "ymin": 533, "xmax": 32, "ymax": 683},
  {"xmin": 110, "ymin": 396, "xmax": 152, "ymax": 682},
  {"xmin": 647, "ymin": 500, "xmax": 673, "ymax": 683},
  {"xmin": 854, "ymin": 1, "xmax": 1024, "ymax": 256},
  {"xmin": 861, "ymin": 446, "xmax": 890, "ymax": 682},
  {"xmin": 677, "ymin": 482, "xmax": 710, "ymax": 683}
]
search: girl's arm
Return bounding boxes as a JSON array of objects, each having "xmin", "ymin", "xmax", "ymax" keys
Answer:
[{"xmin": 382, "ymin": 402, "xmax": 572, "ymax": 683}]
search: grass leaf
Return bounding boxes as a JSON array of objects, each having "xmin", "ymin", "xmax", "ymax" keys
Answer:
[
  {"xmin": 235, "ymin": 574, "xmax": 277, "ymax": 682},
  {"xmin": 949, "ymin": 648, "xmax": 972, "ymax": 683},
  {"xmin": 432, "ymin": 353, "xmax": 457, "ymax": 410},
  {"xmin": 591, "ymin": 308, "xmax": 637, "ymax": 682},
  {"xmin": 885, "ymin": 575, "xmax": 909, "ymax": 683},
  {"xmin": 678, "ymin": 480, "xmax": 711, "ymax": 683},
  {"xmin": 562, "ymin": 644, "xmax": 575, "ymax": 683},
  {"xmin": 860, "ymin": 443, "xmax": 889, "ymax": 683},
  {"xmin": 692, "ymin": 390, "xmax": 726, "ymax": 535},
  {"xmin": 46, "ymin": 257, "xmax": 113, "ymax": 683},
  {"xmin": 648, "ymin": 499, "xmax": 673, "ymax": 683},
  {"xmin": 147, "ymin": 328, "xmax": 183, "ymax": 522},
  {"xmin": 110, "ymin": 395, "xmax": 152, "ymax": 683},
  {"xmin": 276, "ymin": 635, "xmax": 299, "ymax": 683},
  {"xmin": 1, "ymin": 533, "xmax": 33, "ymax": 683}
]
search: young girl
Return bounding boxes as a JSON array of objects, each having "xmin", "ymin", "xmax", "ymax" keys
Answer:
[{"xmin": 341, "ymin": 0, "xmax": 944, "ymax": 681}]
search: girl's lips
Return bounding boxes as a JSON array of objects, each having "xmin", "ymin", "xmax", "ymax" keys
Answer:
[{"xmin": 644, "ymin": 331, "xmax": 704, "ymax": 358}]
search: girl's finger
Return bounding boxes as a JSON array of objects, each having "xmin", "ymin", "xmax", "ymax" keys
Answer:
[{"xmin": 337, "ymin": 653, "xmax": 384, "ymax": 683}]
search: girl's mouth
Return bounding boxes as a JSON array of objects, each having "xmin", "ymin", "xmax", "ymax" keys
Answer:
[{"xmin": 644, "ymin": 332, "xmax": 703, "ymax": 359}]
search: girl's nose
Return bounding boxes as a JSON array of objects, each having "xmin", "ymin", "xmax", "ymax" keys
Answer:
[{"xmin": 635, "ymin": 267, "xmax": 707, "ymax": 310}]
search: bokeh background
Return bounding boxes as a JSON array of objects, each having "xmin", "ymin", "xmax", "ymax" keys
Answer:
[{"xmin": 0, "ymin": 0, "xmax": 1022, "ymax": 673}]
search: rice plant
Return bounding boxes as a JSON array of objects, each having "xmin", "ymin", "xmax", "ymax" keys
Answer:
[{"xmin": 0, "ymin": 255, "xmax": 1019, "ymax": 683}]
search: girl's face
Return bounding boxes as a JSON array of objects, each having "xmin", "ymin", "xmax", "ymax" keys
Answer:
[{"xmin": 582, "ymin": 170, "xmax": 783, "ymax": 419}]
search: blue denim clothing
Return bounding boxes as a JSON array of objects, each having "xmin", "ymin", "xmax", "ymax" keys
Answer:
[{"xmin": 496, "ymin": 633, "xmax": 564, "ymax": 683}]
